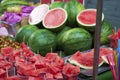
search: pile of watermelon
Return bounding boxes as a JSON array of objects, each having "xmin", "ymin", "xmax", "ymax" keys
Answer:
[
  {"xmin": 0, "ymin": 42, "xmax": 80, "ymax": 80},
  {"xmin": 14, "ymin": 0, "xmax": 113, "ymax": 56}
]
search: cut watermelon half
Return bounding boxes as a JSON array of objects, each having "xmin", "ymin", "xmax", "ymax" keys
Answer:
[
  {"xmin": 68, "ymin": 51, "xmax": 104, "ymax": 70},
  {"xmin": 28, "ymin": 4, "xmax": 49, "ymax": 25},
  {"xmin": 77, "ymin": 9, "xmax": 104, "ymax": 27},
  {"xmin": 42, "ymin": 8, "xmax": 67, "ymax": 31}
]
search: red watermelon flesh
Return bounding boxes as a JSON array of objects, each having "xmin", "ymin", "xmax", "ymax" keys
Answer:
[
  {"xmin": 54, "ymin": 72, "xmax": 63, "ymax": 80},
  {"xmin": 0, "ymin": 69, "xmax": 6, "ymax": 78},
  {"xmin": 77, "ymin": 9, "xmax": 104, "ymax": 27},
  {"xmin": 26, "ymin": 68, "xmax": 47, "ymax": 77},
  {"xmin": 78, "ymin": 10, "xmax": 96, "ymax": 25},
  {"xmin": 99, "ymin": 47, "xmax": 114, "ymax": 63},
  {"xmin": 43, "ymin": 8, "xmax": 67, "ymax": 28},
  {"xmin": 45, "ymin": 53, "xmax": 64, "ymax": 70},
  {"xmin": 45, "ymin": 73, "xmax": 54, "ymax": 80},
  {"xmin": 69, "ymin": 50, "xmax": 104, "ymax": 69},
  {"xmin": 69, "ymin": 47, "xmax": 113, "ymax": 69},
  {"xmin": 0, "ymin": 61, "xmax": 12, "ymax": 70},
  {"xmin": 62, "ymin": 63, "xmax": 80, "ymax": 79},
  {"xmin": 28, "ymin": 76, "xmax": 44, "ymax": 80},
  {"xmin": 7, "ymin": 76, "xmax": 21, "ymax": 80},
  {"xmin": 99, "ymin": 47, "xmax": 113, "ymax": 56},
  {"xmin": 1, "ymin": 46, "xmax": 14, "ymax": 57},
  {"xmin": 0, "ymin": 55, "xmax": 4, "ymax": 61}
]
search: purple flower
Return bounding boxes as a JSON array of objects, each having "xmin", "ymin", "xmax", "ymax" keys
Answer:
[
  {"xmin": 1, "ymin": 12, "xmax": 10, "ymax": 21},
  {"xmin": 7, "ymin": 13, "xmax": 22, "ymax": 24},
  {"xmin": 21, "ymin": 6, "xmax": 34, "ymax": 13},
  {"xmin": 20, "ymin": 13, "xmax": 30, "ymax": 17}
]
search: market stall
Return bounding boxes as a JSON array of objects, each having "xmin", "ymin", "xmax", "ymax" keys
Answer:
[{"xmin": 0, "ymin": 0, "xmax": 119, "ymax": 80}]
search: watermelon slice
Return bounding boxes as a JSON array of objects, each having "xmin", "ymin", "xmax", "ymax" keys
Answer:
[
  {"xmin": 68, "ymin": 51, "xmax": 104, "ymax": 69},
  {"xmin": 28, "ymin": 4, "xmax": 49, "ymax": 25},
  {"xmin": 100, "ymin": 47, "xmax": 114, "ymax": 63},
  {"xmin": 43, "ymin": 8, "xmax": 67, "ymax": 31},
  {"xmin": 77, "ymin": 9, "xmax": 104, "ymax": 31}
]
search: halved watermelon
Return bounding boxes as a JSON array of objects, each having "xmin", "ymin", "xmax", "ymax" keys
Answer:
[
  {"xmin": 42, "ymin": 8, "xmax": 67, "ymax": 31},
  {"xmin": 28, "ymin": 4, "xmax": 49, "ymax": 25},
  {"xmin": 77, "ymin": 9, "xmax": 104, "ymax": 31},
  {"xmin": 68, "ymin": 51, "xmax": 104, "ymax": 69}
]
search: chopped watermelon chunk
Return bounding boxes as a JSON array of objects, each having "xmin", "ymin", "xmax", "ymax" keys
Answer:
[
  {"xmin": 63, "ymin": 63, "xmax": 80, "ymax": 77},
  {"xmin": 17, "ymin": 63, "xmax": 35, "ymax": 75},
  {"xmin": 1, "ymin": 46, "xmax": 14, "ymax": 57},
  {"xmin": 7, "ymin": 76, "xmax": 21, "ymax": 80},
  {"xmin": 0, "ymin": 69, "xmax": 6, "ymax": 78},
  {"xmin": 0, "ymin": 61, "xmax": 12, "ymax": 70},
  {"xmin": 45, "ymin": 73, "xmax": 54, "ymax": 80},
  {"xmin": 54, "ymin": 72, "xmax": 63, "ymax": 80},
  {"xmin": 28, "ymin": 76, "xmax": 44, "ymax": 80},
  {"xmin": 26, "ymin": 68, "xmax": 47, "ymax": 77},
  {"xmin": 0, "ymin": 55, "xmax": 4, "ymax": 61}
]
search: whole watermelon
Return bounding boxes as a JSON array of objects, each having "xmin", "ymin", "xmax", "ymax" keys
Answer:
[
  {"xmin": 100, "ymin": 20, "xmax": 113, "ymax": 45},
  {"xmin": 28, "ymin": 29, "xmax": 56, "ymax": 56},
  {"xmin": 64, "ymin": 0, "xmax": 84, "ymax": 27},
  {"xmin": 15, "ymin": 25, "xmax": 38, "ymax": 44},
  {"xmin": 62, "ymin": 28, "xmax": 92, "ymax": 55},
  {"xmin": 57, "ymin": 26, "xmax": 71, "ymax": 50},
  {"xmin": 49, "ymin": 1, "xmax": 65, "ymax": 9}
]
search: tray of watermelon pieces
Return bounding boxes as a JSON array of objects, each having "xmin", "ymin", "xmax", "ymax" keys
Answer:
[
  {"xmin": 0, "ymin": 42, "xmax": 82, "ymax": 80},
  {"xmin": 65, "ymin": 46, "xmax": 114, "ymax": 79},
  {"xmin": 0, "ymin": 41, "xmax": 113, "ymax": 80}
]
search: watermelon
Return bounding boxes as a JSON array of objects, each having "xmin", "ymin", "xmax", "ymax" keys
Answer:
[
  {"xmin": 45, "ymin": 73, "xmax": 54, "ymax": 80},
  {"xmin": 15, "ymin": 25, "xmax": 38, "ymax": 44},
  {"xmin": 100, "ymin": 20, "xmax": 113, "ymax": 45},
  {"xmin": 1, "ymin": 46, "xmax": 14, "ymax": 56},
  {"xmin": 56, "ymin": 26, "xmax": 71, "ymax": 50},
  {"xmin": 68, "ymin": 51, "xmax": 104, "ymax": 69},
  {"xmin": 99, "ymin": 47, "xmax": 114, "ymax": 63},
  {"xmin": 42, "ymin": 8, "xmax": 67, "ymax": 32},
  {"xmin": 62, "ymin": 63, "xmax": 80, "ymax": 80},
  {"xmin": 28, "ymin": 4, "xmax": 49, "ymax": 25},
  {"xmin": 28, "ymin": 29, "xmax": 56, "ymax": 56},
  {"xmin": 61, "ymin": 28, "xmax": 92, "ymax": 55},
  {"xmin": 77, "ymin": 9, "xmax": 104, "ymax": 32},
  {"xmin": 64, "ymin": 0, "xmax": 85, "ymax": 27},
  {"xmin": 49, "ymin": 1, "xmax": 65, "ymax": 9}
]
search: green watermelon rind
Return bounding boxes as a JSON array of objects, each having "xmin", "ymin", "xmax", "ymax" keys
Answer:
[
  {"xmin": 49, "ymin": 1, "xmax": 65, "ymax": 9},
  {"xmin": 56, "ymin": 26, "xmax": 71, "ymax": 50},
  {"xmin": 100, "ymin": 20, "xmax": 113, "ymax": 45},
  {"xmin": 28, "ymin": 29, "xmax": 56, "ymax": 56},
  {"xmin": 64, "ymin": 0, "xmax": 85, "ymax": 27},
  {"xmin": 77, "ymin": 9, "xmax": 104, "ymax": 27},
  {"xmin": 61, "ymin": 28, "xmax": 92, "ymax": 54},
  {"xmin": 15, "ymin": 25, "xmax": 38, "ymax": 44},
  {"xmin": 42, "ymin": 8, "xmax": 68, "ymax": 32}
]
